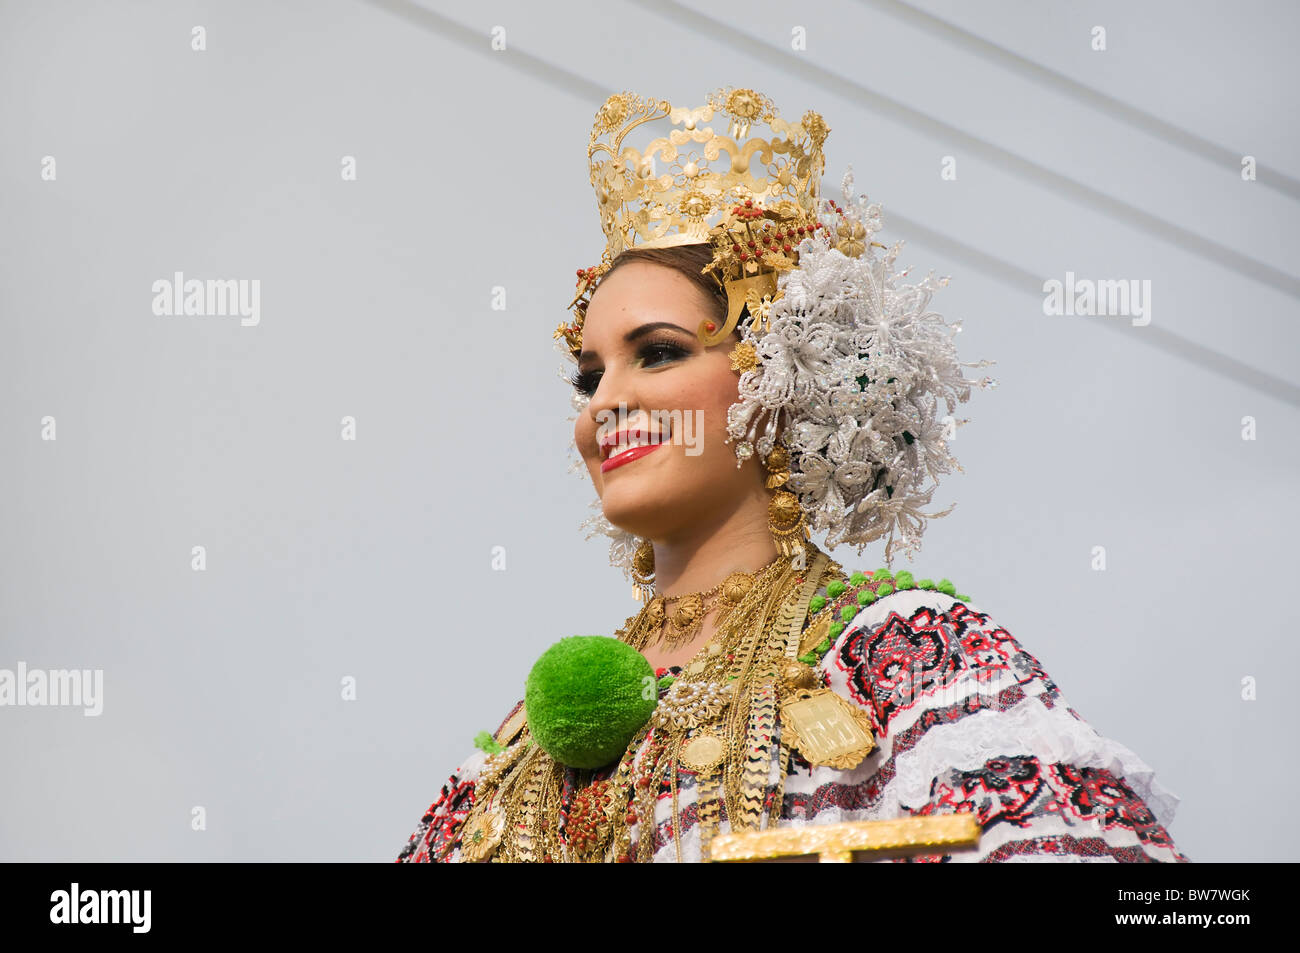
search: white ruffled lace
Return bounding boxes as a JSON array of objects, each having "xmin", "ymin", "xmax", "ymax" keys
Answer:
[{"xmin": 885, "ymin": 694, "xmax": 1181, "ymax": 828}]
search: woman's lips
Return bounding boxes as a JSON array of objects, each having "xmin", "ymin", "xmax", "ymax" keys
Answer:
[{"xmin": 601, "ymin": 441, "xmax": 666, "ymax": 473}]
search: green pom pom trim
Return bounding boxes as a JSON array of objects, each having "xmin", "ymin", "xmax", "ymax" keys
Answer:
[
  {"xmin": 937, "ymin": 578, "xmax": 956, "ymax": 595},
  {"xmin": 856, "ymin": 589, "xmax": 874, "ymax": 605},
  {"xmin": 474, "ymin": 730, "xmax": 504, "ymax": 755},
  {"xmin": 872, "ymin": 567, "xmax": 893, "ymax": 581},
  {"xmin": 525, "ymin": 635, "xmax": 657, "ymax": 770},
  {"xmin": 849, "ymin": 570, "xmax": 868, "ymax": 585},
  {"xmin": 826, "ymin": 580, "xmax": 847, "ymax": 598},
  {"xmin": 956, "ymin": 593, "xmax": 971, "ymax": 602},
  {"xmin": 658, "ymin": 674, "xmax": 676, "ymax": 690},
  {"xmin": 808, "ymin": 594, "xmax": 826, "ymax": 614},
  {"xmin": 917, "ymin": 578, "xmax": 935, "ymax": 589},
  {"xmin": 839, "ymin": 605, "xmax": 859, "ymax": 622},
  {"xmin": 829, "ymin": 621, "xmax": 845, "ymax": 639},
  {"xmin": 797, "ymin": 634, "xmax": 835, "ymax": 668},
  {"xmin": 894, "ymin": 570, "xmax": 915, "ymax": 589},
  {"xmin": 876, "ymin": 583, "xmax": 894, "ymax": 597}
]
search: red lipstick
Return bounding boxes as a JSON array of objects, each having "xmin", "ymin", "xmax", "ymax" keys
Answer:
[
  {"xmin": 601, "ymin": 442, "xmax": 665, "ymax": 473},
  {"xmin": 599, "ymin": 424, "xmax": 671, "ymax": 473}
]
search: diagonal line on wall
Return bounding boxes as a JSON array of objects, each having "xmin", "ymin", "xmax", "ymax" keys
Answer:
[
  {"xmin": 864, "ymin": 0, "xmax": 1300, "ymax": 201},
  {"xmin": 627, "ymin": 0, "xmax": 1300, "ymax": 302},
  {"xmin": 361, "ymin": 0, "xmax": 1300, "ymax": 408}
]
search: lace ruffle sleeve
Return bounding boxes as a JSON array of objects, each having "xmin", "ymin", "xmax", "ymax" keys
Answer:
[{"xmin": 785, "ymin": 572, "xmax": 1189, "ymax": 862}]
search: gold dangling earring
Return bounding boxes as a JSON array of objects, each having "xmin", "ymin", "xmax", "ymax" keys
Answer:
[
  {"xmin": 764, "ymin": 446, "xmax": 810, "ymax": 568},
  {"xmin": 630, "ymin": 538, "xmax": 656, "ymax": 602}
]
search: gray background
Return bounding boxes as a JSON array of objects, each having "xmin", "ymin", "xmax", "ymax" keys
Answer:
[{"xmin": 1, "ymin": 0, "xmax": 1296, "ymax": 862}]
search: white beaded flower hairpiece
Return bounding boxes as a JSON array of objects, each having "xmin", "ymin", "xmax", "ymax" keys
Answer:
[{"xmin": 559, "ymin": 89, "xmax": 995, "ymax": 572}]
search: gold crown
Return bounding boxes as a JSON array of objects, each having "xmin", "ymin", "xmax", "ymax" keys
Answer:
[{"xmin": 556, "ymin": 87, "xmax": 838, "ymax": 361}]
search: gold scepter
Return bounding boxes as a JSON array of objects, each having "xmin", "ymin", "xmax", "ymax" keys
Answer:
[{"xmin": 708, "ymin": 813, "xmax": 981, "ymax": 863}]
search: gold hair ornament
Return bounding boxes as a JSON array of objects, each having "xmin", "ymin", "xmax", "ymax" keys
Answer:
[{"xmin": 556, "ymin": 87, "xmax": 843, "ymax": 360}]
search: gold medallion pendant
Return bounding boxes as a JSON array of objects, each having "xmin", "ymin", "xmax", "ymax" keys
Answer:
[
  {"xmin": 460, "ymin": 806, "xmax": 505, "ymax": 863},
  {"xmin": 779, "ymin": 688, "xmax": 876, "ymax": 770},
  {"xmin": 679, "ymin": 729, "xmax": 726, "ymax": 773}
]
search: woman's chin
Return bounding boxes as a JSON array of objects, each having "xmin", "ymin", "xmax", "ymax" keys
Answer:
[{"xmin": 598, "ymin": 489, "xmax": 676, "ymax": 541}]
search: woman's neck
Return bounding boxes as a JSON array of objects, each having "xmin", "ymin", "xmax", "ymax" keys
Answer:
[{"xmin": 649, "ymin": 497, "xmax": 781, "ymax": 598}]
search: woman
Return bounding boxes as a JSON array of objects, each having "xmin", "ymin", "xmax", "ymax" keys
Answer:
[{"xmin": 396, "ymin": 88, "xmax": 1187, "ymax": 863}]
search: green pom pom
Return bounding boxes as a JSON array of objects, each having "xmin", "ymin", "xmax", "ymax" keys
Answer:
[
  {"xmin": 849, "ymin": 571, "xmax": 868, "ymax": 585},
  {"xmin": 956, "ymin": 593, "xmax": 971, "ymax": 602},
  {"xmin": 839, "ymin": 605, "xmax": 859, "ymax": 622},
  {"xmin": 873, "ymin": 568, "xmax": 893, "ymax": 581},
  {"xmin": 797, "ymin": 651, "xmax": 818, "ymax": 666},
  {"xmin": 473, "ymin": 730, "xmax": 504, "ymax": 755},
  {"xmin": 808, "ymin": 594, "xmax": 826, "ymax": 614},
  {"xmin": 917, "ymin": 578, "xmax": 935, "ymax": 589},
  {"xmin": 937, "ymin": 578, "xmax": 956, "ymax": 595},
  {"xmin": 826, "ymin": 580, "xmax": 847, "ymax": 598},
  {"xmin": 894, "ymin": 570, "xmax": 915, "ymax": 589},
  {"xmin": 876, "ymin": 583, "xmax": 894, "ymax": 597},
  {"xmin": 829, "ymin": 621, "xmax": 845, "ymax": 639},
  {"xmin": 525, "ymin": 636, "xmax": 657, "ymax": 770},
  {"xmin": 856, "ymin": 589, "xmax": 873, "ymax": 605},
  {"xmin": 817, "ymin": 637, "xmax": 831, "ymax": 653}
]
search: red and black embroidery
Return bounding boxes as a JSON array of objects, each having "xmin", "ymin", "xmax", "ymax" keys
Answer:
[
  {"xmin": 836, "ymin": 601, "xmax": 1062, "ymax": 733},
  {"xmin": 396, "ymin": 771, "xmax": 476, "ymax": 863},
  {"xmin": 1051, "ymin": 764, "xmax": 1179, "ymax": 850}
]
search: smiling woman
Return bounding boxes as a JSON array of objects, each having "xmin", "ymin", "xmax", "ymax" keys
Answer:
[
  {"xmin": 571, "ymin": 249, "xmax": 781, "ymax": 671},
  {"xmin": 395, "ymin": 87, "xmax": 1188, "ymax": 864}
]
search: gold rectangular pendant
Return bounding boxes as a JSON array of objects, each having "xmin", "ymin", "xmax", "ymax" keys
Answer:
[{"xmin": 779, "ymin": 688, "xmax": 875, "ymax": 770}]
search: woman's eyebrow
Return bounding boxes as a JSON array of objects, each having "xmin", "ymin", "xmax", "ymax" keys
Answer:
[
  {"xmin": 578, "ymin": 321, "xmax": 692, "ymax": 365},
  {"xmin": 624, "ymin": 320, "xmax": 690, "ymax": 342}
]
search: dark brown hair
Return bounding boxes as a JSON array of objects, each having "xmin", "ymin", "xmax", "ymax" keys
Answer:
[{"xmin": 596, "ymin": 243, "xmax": 743, "ymax": 340}]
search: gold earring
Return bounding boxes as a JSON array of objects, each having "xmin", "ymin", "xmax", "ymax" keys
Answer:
[
  {"xmin": 630, "ymin": 538, "xmax": 656, "ymax": 602},
  {"xmin": 764, "ymin": 447, "xmax": 809, "ymax": 564}
]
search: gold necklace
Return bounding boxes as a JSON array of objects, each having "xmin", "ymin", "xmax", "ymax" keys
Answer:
[
  {"xmin": 618, "ymin": 556, "xmax": 785, "ymax": 652},
  {"xmin": 458, "ymin": 544, "xmax": 841, "ymax": 863}
]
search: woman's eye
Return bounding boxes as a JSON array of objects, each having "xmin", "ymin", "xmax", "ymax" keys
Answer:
[
  {"xmin": 568, "ymin": 368, "xmax": 601, "ymax": 396},
  {"xmin": 567, "ymin": 342, "xmax": 688, "ymax": 396},
  {"xmin": 639, "ymin": 342, "xmax": 687, "ymax": 367}
]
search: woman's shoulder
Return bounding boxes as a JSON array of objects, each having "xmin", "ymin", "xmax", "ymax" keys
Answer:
[
  {"xmin": 795, "ymin": 564, "xmax": 975, "ymax": 665},
  {"xmin": 789, "ymin": 561, "xmax": 1186, "ymax": 860},
  {"xmin": 797, "ymin": 562, "xmax": 1066, "ymax": 730},
  {"xmin": 395, "ymin": 700, "xmax": 528, "ymax": 863}
]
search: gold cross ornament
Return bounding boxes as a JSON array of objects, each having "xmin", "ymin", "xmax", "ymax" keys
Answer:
[{"xmin": 707, "ymin": 814, "xmax": 980, "ymax": 863}]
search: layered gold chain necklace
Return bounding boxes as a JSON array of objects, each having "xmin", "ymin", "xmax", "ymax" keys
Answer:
[
  {"xmin": 618, "ymin": 556, "xmax": 786, "ymax": 653},
  {"xmin": 455, "ymin": 545, "xmax": 842, "ymax": 863}
]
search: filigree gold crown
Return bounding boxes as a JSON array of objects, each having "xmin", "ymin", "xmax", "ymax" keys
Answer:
[{"xmin": 556, "ymin": 87, "xmax": 871, "ymax": 360}]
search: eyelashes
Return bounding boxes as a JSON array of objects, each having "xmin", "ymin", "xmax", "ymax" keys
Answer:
[
  {"xmin": 568, "ymin": 338, "xmax": 690, "ymax": 396},
  {"xmin": 567, "ymin": 367, "xmax": 600, "ymax": 397},
  {"xmin": 567, "ymin": 367, "xmax": 599, "ymax": 396}
]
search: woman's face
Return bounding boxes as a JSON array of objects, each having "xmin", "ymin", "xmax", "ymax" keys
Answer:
[{"xmin": 572, "ymin": 260, "xmax": 766, "ymax": 543}]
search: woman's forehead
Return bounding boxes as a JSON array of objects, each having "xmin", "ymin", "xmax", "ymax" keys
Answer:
[{"xmin": 585, "ymin": 264, "xmax": 708, "ymax": 336}]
